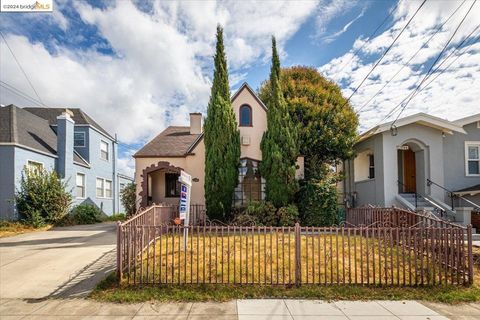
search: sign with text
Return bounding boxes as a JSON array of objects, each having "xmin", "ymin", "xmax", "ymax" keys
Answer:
[{"xmin": 178, "ymin": 171, "xmax": 192, "ymax": 222}]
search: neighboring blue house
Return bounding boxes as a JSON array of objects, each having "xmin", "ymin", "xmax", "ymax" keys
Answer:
[{"xmin": 0, "ymin": 105, "xmax": 133, "ymax": 220}]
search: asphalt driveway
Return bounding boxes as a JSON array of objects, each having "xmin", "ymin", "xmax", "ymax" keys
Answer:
[{"xmin": 0, "ymin": 222, "xmax": 116, "ymax": 299}]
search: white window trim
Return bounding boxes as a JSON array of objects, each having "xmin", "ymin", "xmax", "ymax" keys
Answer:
[
  {"xmin": 76, "ymin": 173, "xmax": 86, "ymax": 199},
  {"xmin": 100, "ymin": 140, "xmax": 109, "ymax": 161},
  {"xmin": 96, "ymin": 177, "xmax": 113, "ymax": 199},
  {"xmin": 74, "ymin": 131, "xmax": 86, "ymax": 147},
  {"xmin": 26, "ymin": 160, "xmax": 44, "ymax": 172},
  {"xmin": 465, "ymin": 141, "xmax": 480, "ymax": 176}
]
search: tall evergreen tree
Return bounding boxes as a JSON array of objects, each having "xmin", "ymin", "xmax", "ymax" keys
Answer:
[
  {"xmin": 204, "ymin": 25, "xmax": 240, "ymax": 220},
  {"xmin": 260, "ymin": 37, "xmax": 299, "ymax": 207}
]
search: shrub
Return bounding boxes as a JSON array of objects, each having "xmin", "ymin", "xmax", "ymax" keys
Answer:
[
  {"xmin": 277, "ymin": 204, "xmax": 299, "ymax": 226},
  {"xmin": 102, "ymin": 213, "xmax": 126, "ymax": 222},
  {"xmin": 121, "ymin": 183, "xmax": 137, "ymax": 217},
  {"xmin": 15, "ymin": 168, "xmax": 72, "ymax": 226},
  {"xmin": 298, "ymin": 178, "xmax": 339, "ymax": 226},
  {"xmin": 72, "ymin": 204, "xmax": 102, "ymax": 224},
  {"xmin": 240, "ymin": 201, "xmax": 298, "ymax": 227}
]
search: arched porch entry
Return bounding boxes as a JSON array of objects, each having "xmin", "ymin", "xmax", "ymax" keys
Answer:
[
  {"xmin": 397, "ymin": 139, "xmax": 428, "ymax": 195},
  {"xmin": 139, "ymin": 161, "xmax": 183, "ymax": 208}
]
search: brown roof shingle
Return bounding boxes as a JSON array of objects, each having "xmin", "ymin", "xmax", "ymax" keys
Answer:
[{"xmin": 134, "ymin": 126, "xmax": 202, "ymax": 157}]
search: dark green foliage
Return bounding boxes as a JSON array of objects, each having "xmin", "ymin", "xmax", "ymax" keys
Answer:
[
  {"xmin": 121, "ymin": 183, "xmax": 137, "ymax": 217},
  {"xmin": 236, "ymin": 201, "xmax": 298, "ymax": 226},
  {"xmin": 204, "ymin": 25, "xmax": 241, "ymax": 220},
  {"xmin": 260, "ymin": 37, "xmax": 299, "ymax": 207},
  {"xmin": 15, "ymin": 168, "xmax": 72, "ymax": 227},
  {"xmin": 298, "ymin": 174, "xmax": 340, "ymax": 226},
  {"xmin": 72, "ymin": 204, "xmax": 102, "ymax": 224},
  {"xmin": 258, "ymin": 66, "xmax": 358, "ymax": 169}
]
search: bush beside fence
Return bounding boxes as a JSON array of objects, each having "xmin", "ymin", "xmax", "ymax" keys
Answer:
[{"xmin": 117, "ymin": 206, "xmax": 473, "ymax": 286}]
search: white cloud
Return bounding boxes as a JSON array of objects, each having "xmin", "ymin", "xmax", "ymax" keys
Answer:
[
  {"xmin": 319, "ymin": 7, "xmax": 366, "ymax": 44},
  {"xmin": 0, "ymin": 0, "xmax": 318, "ymax": 174},
  {"xmin": 319, "ymin": 0, "xmax": 480, "ymax": 132}
]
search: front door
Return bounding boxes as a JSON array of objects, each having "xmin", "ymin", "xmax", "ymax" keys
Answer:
[{"xmin": 403, "ymin": 149, "xmax": 416, "ymax": 193}]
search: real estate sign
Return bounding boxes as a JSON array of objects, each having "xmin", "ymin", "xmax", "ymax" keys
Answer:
[{"xmin": 178, "ymin": 171, "xmax": 192, "ymax": 222}]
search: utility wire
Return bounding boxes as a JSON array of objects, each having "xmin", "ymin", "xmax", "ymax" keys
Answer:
[
  {"xmin": 356, "ymin": 0, "xmax": 466, "ymax": 113},
  {"xmin": 376, "ymin": 23, "xmax": 480, "ymax": 125},
  {"xmin": 390, "ymin": 0, "xmax": 477, "ymax": 127},
  {"xmin": 343, "ymin": 0, "xmax": 427, "ymax": 106},
  {"xmin": 336, "ymin": 0, "xmax": 401, "ymax": 74},
  {"xmin": 0, "ymin": 80, "xmax": 138, "ymax": 152},
  {"xmin": 0, "ymin": 31, "xmax": 46, "ymax": 107}
]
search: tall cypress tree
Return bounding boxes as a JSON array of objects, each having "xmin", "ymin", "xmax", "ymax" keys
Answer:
[
  {"xmin": 204, "ymin": 25, "xmax": 240, "ymax": 220},
  {"xmin": 260, "ymin": 37, "xmax": 299, "ymax": 207}
]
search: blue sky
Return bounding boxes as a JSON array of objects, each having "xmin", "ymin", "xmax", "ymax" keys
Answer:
[{"xmin": 1, "ymin": 0, "xmax": 479, "ymax": 175}]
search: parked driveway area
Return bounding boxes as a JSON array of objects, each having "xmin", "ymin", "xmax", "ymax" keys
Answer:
[{"xmin": 0, "ymin": 223, "xmax": 116, "ymax": 299}]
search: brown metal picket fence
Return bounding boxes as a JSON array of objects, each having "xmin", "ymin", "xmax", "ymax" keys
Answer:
[{"xmin": 117, "ymin": 206, "xmax": 473, "ymax": 286}]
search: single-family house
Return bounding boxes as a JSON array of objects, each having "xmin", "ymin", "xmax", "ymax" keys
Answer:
[
  {"xmin": 0, "ymin": 105, "xmax": 133, "ymax": 219},
  {"xmin": 133, "ymin": 82, "xmax": 304, "ymax": 209},
  {"xmin": 344, "ymin": 112, "xmax": 480, "ymax": 225}
]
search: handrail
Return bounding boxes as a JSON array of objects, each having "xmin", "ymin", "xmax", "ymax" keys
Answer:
[
  {"xmin": 427, "ymin": 178, "xmax": 480, "ymax": 211},
  {"xmin": 397, "ymin": 180, "xmax": 452, "ymax": 220}
]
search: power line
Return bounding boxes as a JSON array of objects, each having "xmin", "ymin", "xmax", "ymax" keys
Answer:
[
  {"xmin": 356, "ymin": 0, "xmax": 466, "ymax": 113},
  {"xmin": 390, "ymin": 0, "xmax": 477, "ymax": 127},
  {"xmin": 336, "ymin": 0, "xmax": 401, "ymax": 74},
  {"xmin": 1, "ymin": 80, "xmax": 140, "ymax": 152},
  {"xmin": 376, "ymin": 23, "xmax": 480, "ymax": 125},
  {"xmin": 0, "ymin": 31, "xmax": 46, "ymax": 107},
  {"xmin": 343, "ymin": 0, "xmax": 427, "ymax": 106}
]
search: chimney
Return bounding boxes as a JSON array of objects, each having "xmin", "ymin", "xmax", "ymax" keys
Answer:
[
  {"xmin": 190, "ymin": 113, "xmax": 202, "ymax": 134},
  {"xmin": 56, "ymin": 109, "xmax": 75, "ymax": 179}
]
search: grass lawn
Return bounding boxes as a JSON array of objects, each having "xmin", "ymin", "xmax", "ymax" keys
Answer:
[
  {"xmin": 90, "ymin": 235, "xmax": 480, "ymax": 304},
  {"xmin": 122, "ymin": 231, "xmax": 466, "ymax": 286},
  {"xmin": 0, "ymin": 220, "xmax": 51, "ymax": 238},
  {"xmin": 90, "ymin": 272, "xmax": 480, "ymax": 304}
]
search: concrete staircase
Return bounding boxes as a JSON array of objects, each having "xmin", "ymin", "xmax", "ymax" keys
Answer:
[{"xmin": 399, "ymin": 193, "xmax": 434, "ymax": 210}]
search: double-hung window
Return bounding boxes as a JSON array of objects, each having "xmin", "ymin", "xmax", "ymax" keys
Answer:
[
  {"xmin": 76, "ymin": 173, "xmax": 86, "ymax": 198},
  {"xmin": 100, "ymin": 141, "xmax": 109, "ymax": 161},
  {"xmin": 466, "ymin": 142, "xmax": 480, "ymax": 176},
  {"xmin": 96, "ymin": 178, "xmax": 113, "ymax": 198},
  {"xmin": 96, "ymin": 178, "xmax": 104, "ymax": 197},
  {"xmin": 368, "ymin": 154, "xmax": 375, "ymax": 179},
  {"xmin": 26, "ymin": 160, "xmax": 43, "ymax": 174},
  {"xmin": 74, "ymin": 132, "xmax": 85, "ymax": 147}
]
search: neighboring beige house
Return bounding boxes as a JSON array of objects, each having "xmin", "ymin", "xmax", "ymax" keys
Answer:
[{"xmin": 134, "ymin": 83, "xmax": 304, "ymax": 209}]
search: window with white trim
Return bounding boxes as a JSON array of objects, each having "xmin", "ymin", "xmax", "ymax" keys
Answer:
[
  {"xmin": 105, "ymin": 180, "xmax": 112, "ymax": 198},
  {"xmin": 74, "ymin": 132, "xmax": 85, "ymax": 147},
  {"xmin": 466, "ymin": 142, "xmax": 480, "ymax": 175},
  {"xmin": 100, "ymin": 140, "xmax": 109, "ymax": 161},
  {"xmin": 96, "ymin": 178, "xmax": 104, "ymax": 197},
  {"xmin": 76, "ymin": 173, "xmax": 86, "ymax": 198},
  {"xmin": 27, "ymin": 160, "xmax": 43, "ymax": 174}
]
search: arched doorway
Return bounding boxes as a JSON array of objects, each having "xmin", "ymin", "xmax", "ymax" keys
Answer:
[
  {"xmin": 139, "ymin": 161, "xmax": 183, "ymax": 208},
  {"xmin": 397, "ymin": 139, "xmax": 428, "ymax": 195}
]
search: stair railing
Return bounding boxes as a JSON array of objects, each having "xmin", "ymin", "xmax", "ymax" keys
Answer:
[
  {"xmin": 397, "ymin": 180, "xmax": 450, "ymax": 219},
  {"xmin": 427, "ymin": 178, "xmax": 480, "ymax": 211}
]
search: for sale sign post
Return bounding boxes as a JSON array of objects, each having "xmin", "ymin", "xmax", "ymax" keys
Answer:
[{"xmin": 178, "ymin": 171, "xmax": 192, "ymax": 249}]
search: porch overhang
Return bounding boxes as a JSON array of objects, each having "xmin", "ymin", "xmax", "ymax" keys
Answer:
[{"xmin": 139, "ymin": 161, "xmax": 183, "ymax": 208}]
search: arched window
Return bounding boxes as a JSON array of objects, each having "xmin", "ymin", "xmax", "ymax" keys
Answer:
[{"xmin": 239, "ymin": 105, "xmax": 252, "ymax": 126}]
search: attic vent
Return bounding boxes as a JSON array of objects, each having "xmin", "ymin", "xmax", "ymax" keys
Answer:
[{"xmin": 241, "ymin": 136, "xmax": 250, "ymax": 145}]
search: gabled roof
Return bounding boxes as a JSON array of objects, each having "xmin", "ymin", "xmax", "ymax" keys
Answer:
[
  {"xmin": 453, "ymin": 113, "xmax": 480, "ymax": 127},
  {"xmin": 134, "ymin": 126, "xmax": 202, "ymax": 158},
  {"xmin": 23, "ymin": 107, "xmax": 113, "ymax": 139},
  {"xmin": 358, "ymin": 112, "xmax": 467, "ymax": 142},
  {"xmin": 231, "ymin": 82, "xmax": 267, "ymax": 111},
  {"xmin": 136, "ymin": 82, "xmax": 268, "ymax": 158},
  {"xmin": 0, "ymin": 105, "xmax": 58, "ymax": 155},
  {"xmin": 0, "ymin": 104, "xmax": 90, "ymax": 167}
]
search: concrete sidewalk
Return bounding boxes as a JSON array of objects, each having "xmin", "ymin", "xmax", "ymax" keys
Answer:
[{"xmin": 1, "ymin": 298, "xmax": 479, "ymax": 319}]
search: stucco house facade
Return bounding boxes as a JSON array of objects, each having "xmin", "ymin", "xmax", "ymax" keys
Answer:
[
  {"xmin": 344, "ymin": 112, "xmax": 480, "ymax": 225},
  {"xmin": 134, "ymin": 82, "xmax": 304, "ymax": 209},
  {"xmin": 0, "ymin": 105, "xmax": 133, "ymax": 220}
]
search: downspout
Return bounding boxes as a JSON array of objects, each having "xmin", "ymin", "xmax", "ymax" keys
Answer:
[{"xmin": 113, "ymin": 133, "xmax": 117, "ymax": 214}]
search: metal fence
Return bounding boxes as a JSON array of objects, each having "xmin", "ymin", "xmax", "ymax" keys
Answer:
[{"xmin": 117, "ymin": 206, "xmax": 473, "ymax": 286}]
